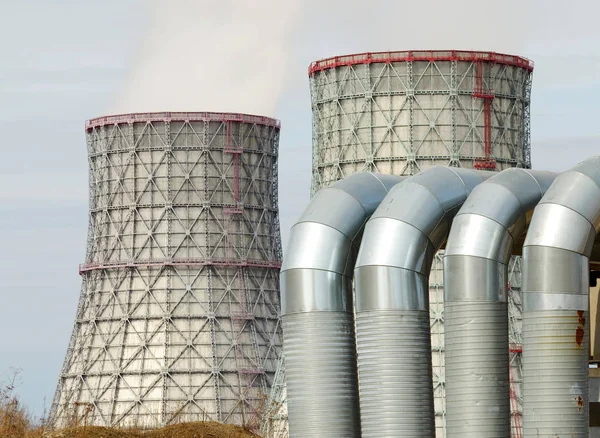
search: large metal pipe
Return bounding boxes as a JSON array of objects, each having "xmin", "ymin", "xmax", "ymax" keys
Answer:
[
  {"xmin": 280, "ymin": 172, "xmax": 403, "ymax": 438},
  {"xmin": 522, "ymin": 157, "xmax": 600, "ymax": 437},
  {"xmin": 354, "ymin": 166, "xmax": 490, "ymax": 437},
  {"xmin": 443, "ymin": 169, "xmax": 555, "ymax": 437}
]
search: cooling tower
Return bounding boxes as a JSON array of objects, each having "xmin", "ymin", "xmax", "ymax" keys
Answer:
[
  {"xmin": 310, "ymin": 50, "xmax": 533, "ymax": 192},
  {"xmin": 308, "ymin": 50, "xmax": 533, "ymax": 437},
  {"xmin": 49, "ymin": 112, "xmax": 283, "ymax": 429}
]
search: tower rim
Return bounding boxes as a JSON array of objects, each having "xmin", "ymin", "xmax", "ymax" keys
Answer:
[
  {"xmin": 86, "ymin": 111, "xmax": 281, "ymax": 131},
  {"xmin": 308, "ymin": 50, "xmax": 534, "ymax": 76}
]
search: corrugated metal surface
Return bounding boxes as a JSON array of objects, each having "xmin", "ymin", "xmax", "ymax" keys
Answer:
[
  {"xmin": 282, "ymin": 312, "xmax": 360, "ymax": 437},
  {"xmin": 355, "ymin": 310, "xmax": 434, "ymax": 437},
  {"xmin": 445, "ymin": 302, "xmax": 510, "ymax": 437},
  {"xmin": 522, "ymin": 310, "xmax": 589, "ymax": 437}
]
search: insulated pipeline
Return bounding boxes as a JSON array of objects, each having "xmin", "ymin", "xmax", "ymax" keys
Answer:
[
  {"xmin": 443, "ymin": 168, "xmax": 555, "ymax": 438},
  {"xmin": 283, "ymin": 312, "xmax": 360, "ymax": 436},
  {"xmin": 355, "ymin": 310, "xmax": 433, "ymax": 436},
  {"xmin": 355, "ymin": 166, "xmax": 491, "ymax": 438},
  {"xmin": 281, "ymin": 172, "xmax": 403, "ymax": 438},
  {"xmin": 522, "ymin": 157, "xmax": 600, "ymax": 437}
]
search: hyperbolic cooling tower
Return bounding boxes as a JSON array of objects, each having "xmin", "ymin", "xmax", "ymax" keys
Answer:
[
  {"xmin": 50, "ymin": 112, "xmax": 283, "ymax": 429},
  {"xmin": 305, "ymin": 50, "xmax": 533, "ymax": 437}
]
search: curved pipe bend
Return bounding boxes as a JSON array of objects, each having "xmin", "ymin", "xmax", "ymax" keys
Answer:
[
  {"xmin": 281, "ymin": 172, "xmax": 403, "ymax": 314},
  {"xmin": 353, "ymin": 166, "xmax": 491, "ymax": 437},
  {"xmin": 280, "ymin": 172, "xmax": 403, "ymax": 438},
  {"xmin": 443, "ymin": 168, "xmax": 556, "ymax": 438},
  {"xmin": 522, "ymin": 156, "xmax": 600, "ymax": 437}
]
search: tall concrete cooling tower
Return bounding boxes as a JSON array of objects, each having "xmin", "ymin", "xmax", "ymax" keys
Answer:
[
  {"xmin": 308, "ymin": 50, "xmax": 533, "ymax": 438},
  {"xmin": 50, "ymin": 112, "xmax": 283, "ymax": 429}
]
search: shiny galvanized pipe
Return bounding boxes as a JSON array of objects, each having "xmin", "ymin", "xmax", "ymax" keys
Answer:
[
  {"xmin": 281, "ymin": 172, "xmax": 403, "ymax": 438},
  {"xmin": 354, "ymin": 166, "xmax": 490, "ymax": 437},
  {"xmin": 522, "ymin": 157, "xmax": 600, "ymax": 437},
  {"xmin": 443, "ymin": 169, "xmax": 555, "ymax": 438}
]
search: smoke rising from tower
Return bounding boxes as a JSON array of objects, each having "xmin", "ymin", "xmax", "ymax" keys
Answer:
[
  {"xmin": 111, "ymin": 0, "xmax": 536, "ymax": 118},
  {"xmin": 112, "ymin": 0, "xmax": 301, "ymax": 116}
]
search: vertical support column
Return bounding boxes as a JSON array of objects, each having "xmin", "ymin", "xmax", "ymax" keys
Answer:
[
  {"xmin": 430, "ymin": 252, "xmax": 447, "ymax": 437},
  {"xmin": 407, "ymin": 58, "xmax": 415, "ymax": 174},
  {"xmin": 270, "ymin": 126, "xmax": 283, "ymax": 261},
  {"xmin": 450, "ymin": 57, "xmax": 458, "ymax": 167},
  {"xmin": 522, "ymin": 73, "xmax": 532, "ymax": 168},
  {"xmin": 509, "ymin": 350, "xmax": 522, "ymax": 438},
  {"xmin": 366, "ymin": 61, "xmax": 374, "ymax": 173},
  {"xmin": 309, "ymin": 69, "xmax": 325, "ymax": 195},
  {"xmin": 202, "ymin": 119, "xmax": 210, "ymax": 259},
  {"xmin": 508, "ymin": 257, "xmax": 524, "ymax": 438},
  {"xmin": 85, "ymin": 129, "xmax": 96, "ymax": 262},
  {"xmin": 161, "ymin": 119, "xmax": 171, "ymax": 424},
  {"xmin": 484, "ymin": 98, "xmax": 492, "ymax": 159},
  {"xmin": 202, "ymin": 118, "xmax": 222, "ymax": 421}
]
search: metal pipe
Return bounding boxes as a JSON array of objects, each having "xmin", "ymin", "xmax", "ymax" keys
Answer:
[
  {"xmin": 280, "ymin": 172, "xmax": 404, "ymax": 438},
  {"xmin": 354, "ymin": 166, "xmax": 490, "ymax": 437},
  {"xmin": 522, "ymin": 157, "xmax": 600, "ymax": 437},
  {"xmin": 443, "ymin": 168, "xmax": 556, "ymax": 437}
]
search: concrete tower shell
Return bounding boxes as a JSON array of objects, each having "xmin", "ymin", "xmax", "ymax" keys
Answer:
[
  {"xmin": 309, "ymin": 50, "xmax": 533, "ymax": 438},
  {"xmin": 50, "ymin": 112, "xmax": 283, "ymax": 429}
]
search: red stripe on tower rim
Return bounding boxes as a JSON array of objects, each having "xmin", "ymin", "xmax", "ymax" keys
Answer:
[
  {"xmin": 85, "ymin": 112, "xmax": 281, "ymax": 131},
  {"xmin": 308, "ymin": 50, "xmax": 534, "ymax": 76}
]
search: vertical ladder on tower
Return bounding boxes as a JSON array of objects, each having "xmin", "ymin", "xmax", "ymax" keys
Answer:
[
  {"xmin": 224, "ymin": 120, "xmax": 244, "ymax": 215},
  {"xmin": 473, "ymin": 61, "xmax": 496, "ymax": 170}
]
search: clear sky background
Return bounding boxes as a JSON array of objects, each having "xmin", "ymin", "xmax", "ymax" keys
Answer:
[{"xmin": 1, "ymin": 0, "xmax": 599, "ymax": 417}]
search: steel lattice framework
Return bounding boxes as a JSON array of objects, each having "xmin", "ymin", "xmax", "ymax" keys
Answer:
[
  {"xmin": 49, "ymin": 112, "xmax": 283, "ymax": 430},
  {"xmin": 508, "ymin": 257, "xmax": 524, "ymax": 438},
  {"xmin": 260, "ymin": 355, "xmax": 288, "ymax": 438},
  {"xmin": 265, "ymin": 50, "xmax": 532, "ymax": 438}
]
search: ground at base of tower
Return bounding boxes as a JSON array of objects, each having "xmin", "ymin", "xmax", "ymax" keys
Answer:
[{"xmin": 46, "ymin": 422, "xmax": 258, "ymax": 438}]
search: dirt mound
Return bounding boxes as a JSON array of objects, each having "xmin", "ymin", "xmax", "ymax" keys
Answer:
[{"xmin": 47, "ymin": 422, "xmax": 258, "ymax": 438}]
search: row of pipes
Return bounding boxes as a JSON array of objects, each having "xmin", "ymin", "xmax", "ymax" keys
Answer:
[{"xmin": 280, "ymin": 156, "xmax": 600, "ymax": 437}]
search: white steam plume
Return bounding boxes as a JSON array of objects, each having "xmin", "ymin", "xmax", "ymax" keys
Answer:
[
  {"xmin": 113, "ymin": 0, "xmax": 542, "ymax": 118},
  {"xmin": 112, "ymin": 0, "xmax": 301, "ymax": 117}
]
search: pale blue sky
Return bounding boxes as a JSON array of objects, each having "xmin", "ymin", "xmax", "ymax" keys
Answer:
[{"xmin": 1, "ymin": 0, "xmax": 599, "ymax": 417}]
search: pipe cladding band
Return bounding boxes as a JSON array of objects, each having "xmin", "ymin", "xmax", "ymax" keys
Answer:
[
  {"xmin": 281, "ymin": 172, "xmax": 403, "ymax": 438},
  {"xmin": 443, "ymin": 168, "xmax": 556, "ymax": 438},
  {"xmin": 355, "ymin": 310, "xmax": 432, "ymax": 436},
  {"xmin": 445, "ymin": 301, "xmax": 509, "ymax": 436},
  {"xmin": 283, "ymin": 312, "xmax": 359, "ymax": 436},
  {"xmin": 522, "ymin": 157, "xmax": 600, "ymax": 437},
  {"xmin": 355, "ymin": 166, "xmax": 492, "ymax": 438}
]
